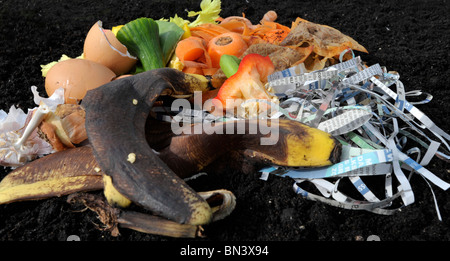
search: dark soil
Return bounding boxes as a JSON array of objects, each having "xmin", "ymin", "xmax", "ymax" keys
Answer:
[{"xmin": 1, "ymin": 0, "xmax": 449, "ymax": 245}]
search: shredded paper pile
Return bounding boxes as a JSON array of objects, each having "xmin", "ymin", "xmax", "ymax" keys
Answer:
[{"xmin": 166, "ymin": 53, "xmax": 450, "ymax": 219}]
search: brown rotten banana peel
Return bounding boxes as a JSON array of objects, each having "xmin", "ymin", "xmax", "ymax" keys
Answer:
[
  {"xmin": 160, "ymin": 119, "xmax": 342, "ymax": 178},
  {"xmin": 0, "ymin": 68, "xmax": 341, "ymax": 238},
  {"xmin": 83, "ymin": 69, "xmax": 217, "ymax": 226}
]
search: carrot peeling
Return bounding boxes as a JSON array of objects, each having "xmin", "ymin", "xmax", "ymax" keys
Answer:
[
  {"xmin": 249, "ymin": 20, "xmax": 291, "ymax": 45},
  {"xmin": 190, "ymin": 23, "xmax": 231, "ymax": 43},
  {"xmin": 175, "ymin": 37, "xmax": 207, "ymax": 62},
  {"xmin": 175, "ymin": 36, "xmax": 212, "ymax": 74}
]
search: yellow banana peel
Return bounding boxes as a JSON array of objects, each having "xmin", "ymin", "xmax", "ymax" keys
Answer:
[{"xmin": 0, "ymin": 146, "xmax": 103, "ymax": 205}]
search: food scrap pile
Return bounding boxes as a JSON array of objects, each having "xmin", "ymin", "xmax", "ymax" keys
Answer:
[{"xmin": 1, "ymin": 0, "xmax": 449, "ymax": 238}]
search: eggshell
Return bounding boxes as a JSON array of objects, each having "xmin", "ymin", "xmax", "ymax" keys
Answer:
[
  {"xmin": 84, "ymin": 21, "xmax": 137, "ymax": 75},
  {"xmin": 45, "ymin": 59, "xmax": 116, "ymax": 104}
]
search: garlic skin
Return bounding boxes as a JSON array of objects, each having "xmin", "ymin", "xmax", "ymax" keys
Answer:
[
  {"xmin": 0, "ymin": 86, "xmax": 78, "ymax": 167},
  {"xmin": 0, "ymin": 105, "xmax": 53, "ymax": 168}
]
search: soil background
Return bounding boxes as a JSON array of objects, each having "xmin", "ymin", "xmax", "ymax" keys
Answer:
[{"xmin": 1, "ymin": 0, "xmax": 449, "ymax": 246}]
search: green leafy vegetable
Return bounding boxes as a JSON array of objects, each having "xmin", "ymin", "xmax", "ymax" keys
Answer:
[
  {"xmin": 155, "ymin": 20, "xmax": 185, "ymax": 65},
  {"xmin": 188, "ymin": 0, "xmax": 222, "ymax": 28},
  {"xmin": 116, "ymin": 18, "xmax": 164, "ymax": 72},
  {"xmin": 117, "ymin": 18, "xmax": 184, "ymax": 72},
  {"xmin": 163, "ymin": 0, "xmax": 222, "ymax": 29},
  {"xmin": 166, "ymin": 14, "xmax": 190, "ymax": 28}
]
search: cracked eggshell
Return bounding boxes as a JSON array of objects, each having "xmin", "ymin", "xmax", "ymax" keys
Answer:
[
  {"xmin": 45, "ymin": 59, "xmax": 116, "ymax": 104},
  {"xmin": 84, "ymin": 21, "xmax": 137, "ymax": 75}
]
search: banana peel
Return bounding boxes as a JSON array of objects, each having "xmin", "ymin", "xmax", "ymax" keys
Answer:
[
  {"xmin": 68, "ymin": 189, "xmax": 235, "ymax": 238},
  {"xmin": 0, "ymin": 143, "xmax": 236, "ymax": 238},
  {"xmin": 0, "ymin": 68, "xmax": 341, "ymax": 238},
  {"xmin": 82, "ymin": 68, "xmax": 341, "ymax": 227},
  {"xmin": 68, "ymin": 192, "xmax": 203, "ymax": 238},
  {"xmin": 0, "ymin": 146, "xmax": 102, "ymax": 205},
  {"xmin": 83, "ymin": 68, "xmax": 214, "ymax": 226},
  {"xmin": 117, "ymin": 189, "xmax": 235, "ymax": 238},
  {"xmin": 159, "ymin": 119, "xmax": 340, "ymax": 178}
]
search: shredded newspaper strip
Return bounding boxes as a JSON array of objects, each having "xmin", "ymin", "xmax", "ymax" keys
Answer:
[{"xmin": 161, "ymin": 53, "xmax": 449, "ymax": 220}]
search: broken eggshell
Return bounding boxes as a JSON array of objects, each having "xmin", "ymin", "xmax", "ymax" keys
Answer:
[
  {"xmin": 45, "ymin": 58, "xmax": 116, "ymax": 104},
  {"xmin": 84, "ymin": 21, "xmax": 138, "ymax": 75}
]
